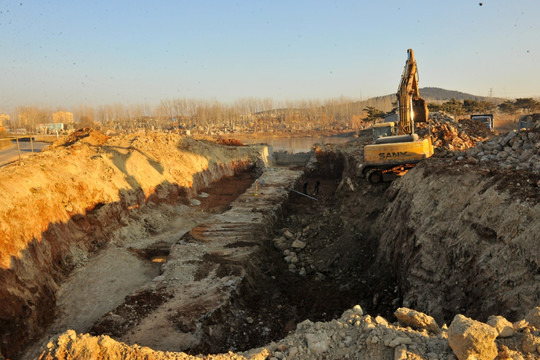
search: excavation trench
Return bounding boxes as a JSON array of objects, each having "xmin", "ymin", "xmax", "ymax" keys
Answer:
[
  {"xmin": 76, "ymin": 150, "xmax": 400, "ymax": 356},
  {"xmin": 17, "ymin": 147, "xmax": 400, "ymax": 358},
  {"xmin": 10, "ymin": 138, "xmax": 539, "ymax": 359}
]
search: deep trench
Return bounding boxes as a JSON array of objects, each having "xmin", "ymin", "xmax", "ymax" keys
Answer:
[
  {"xmin": 72, "ymin": 153, "xmax": 400, "ymax": 356},
  {"xmin": 12, "ymin": 151, "xmax": 406, "ymax": 358},
  {"xmin": 183, "ymin": 153, "xmax": 400, "ymax": 354}
]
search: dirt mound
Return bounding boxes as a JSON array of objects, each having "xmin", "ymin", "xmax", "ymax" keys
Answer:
[
  {"xmin": 39, "ymin": 330, "xmax": 269, "ymax": 360},
  {"xmin": 459, "ymin": 119, "xmax": 493, "ymax": 138},
  {"xmin": 48, "ymin": 127, "xmax": 110, "ymax": 148},
  {"xmin": 216, "ymin": 138, "xmax": 246, "ymax": 146}
]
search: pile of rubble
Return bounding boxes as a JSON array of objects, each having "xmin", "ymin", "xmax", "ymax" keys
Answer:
[
  {"xmin": 47, "ymin": 127, "xmax": 110, "ymax": 148},
  {"xmin": 415, "ymin": 111, "xmax": 540, "ymax": 175},
  {"xmin": 455, "ymin": 123, "xmax": 540, "ymax": 174},
  {"xmin": 39, "ymin": 305, "xmax": 540, "ymax": 359},
  {"xmin": 272, "ymin": 209, "xmax": 342, "ymax": 279},
  {"xmin": 273, "ymin": 229, "xmax": 308, "ymax": 276},
  {"xmin": 258, "ymin": 305, "xmax": 540, "ymax": 360},
  {"xmin": 416, "ymin": 112, "xmax": 491, "ymax": 152}
]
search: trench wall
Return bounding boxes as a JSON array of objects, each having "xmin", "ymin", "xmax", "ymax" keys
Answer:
[
  {"xmin": 335, "ymin": 147, "xmax": 539, "ymax": 324},
  {"xmin": 0, "ymin": 134, "xmax": 266, "ymax": 358},
  {"xmin": 371, "ymin": 162, "xmax": 540, "ymax": 324}
]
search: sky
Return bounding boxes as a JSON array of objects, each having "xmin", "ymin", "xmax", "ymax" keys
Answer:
[{"xmin": 1, "ymin": 0, "xmax": 539, "ymax": 113}]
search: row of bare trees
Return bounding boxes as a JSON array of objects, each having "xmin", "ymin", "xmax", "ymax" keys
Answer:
[
  {"xmin": 2, "ymin": 97, "xmax": 372, "ymax": 134},
  {"xmin": 2, "ymin": 96, "xmax": 538, "ymax": 135}
]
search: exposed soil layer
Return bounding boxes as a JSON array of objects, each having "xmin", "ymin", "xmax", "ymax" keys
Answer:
[
  {"xmin": 77, "ymin": 167, "xmax": 305, "ymax": 356},
  {"xmin": 372, "ymin": 159, "xmax": 540, "ymax": 324},
  {"xmin": 197, "ymin": 171, "xmax": 258, "ymax": 212},
  {"xmin": 0, "ymin": 130, "xmax": 268, "ymax": 359}
]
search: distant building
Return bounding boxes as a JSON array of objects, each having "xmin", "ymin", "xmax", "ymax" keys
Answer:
[
  {"xmin": 53, "ymin": 111, "xmax": 74, "ymax": 124},
  {"xmin": 0, "ymin": 114, "xmax": 9, "ymax": 127}
]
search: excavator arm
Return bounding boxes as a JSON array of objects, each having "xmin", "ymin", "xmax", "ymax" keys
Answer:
[{"xmin": 397, "ymin": 49, "xmax": 428, "ymax": 135}]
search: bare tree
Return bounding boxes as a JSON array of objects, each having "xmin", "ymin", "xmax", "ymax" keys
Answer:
[{"xmin": 13, "ymin": 105, "xmax": 51, "ymax": 132}]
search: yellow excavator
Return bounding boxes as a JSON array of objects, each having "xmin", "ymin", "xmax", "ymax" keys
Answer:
[{"xmin": 362, "ymin": 49, "xmax": 433, "ymax": 184}]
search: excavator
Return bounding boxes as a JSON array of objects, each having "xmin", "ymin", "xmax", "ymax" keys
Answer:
[{"xmin": 362, "ymin": 49, "xmax": 433, "ymax": 184}]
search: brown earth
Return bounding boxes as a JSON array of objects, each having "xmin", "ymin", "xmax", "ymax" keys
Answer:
[
  {"xmin": 0, "ymin": 129, "xmax": 267, "ymax": 358},
  {"xmin": 0, "ymin": 139, "xmax": 12, "ymax": 151},
  {"xmin": 215, "ymin": 138, "xmax": 246, "ymax": 147},
  {"xmin": 1, "ymin": 120, "xmax": 539, "ymax": 360}
]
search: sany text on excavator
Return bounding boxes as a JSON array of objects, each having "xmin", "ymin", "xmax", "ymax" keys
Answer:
[{"xmin": 362, "ymin": 49, "xmax": 433, "ymax": 184}]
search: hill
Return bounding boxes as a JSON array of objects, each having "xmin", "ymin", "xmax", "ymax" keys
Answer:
[
  {"xmin": 344, "ymin": 87, "xmax": 505, "ymax": 113},
  {"xmin": 420, "ymin": 87, "xmax": 485, "ymax": 101}
]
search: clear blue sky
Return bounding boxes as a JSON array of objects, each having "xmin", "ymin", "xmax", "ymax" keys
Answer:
[{"xmin": 1, "ymin": 0, "xmax": 539, "ymax": 112}]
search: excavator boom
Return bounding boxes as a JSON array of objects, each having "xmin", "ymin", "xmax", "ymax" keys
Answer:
[{"xmin": 397, "ymin": 49, "xmax": 428, "ymax": 135}]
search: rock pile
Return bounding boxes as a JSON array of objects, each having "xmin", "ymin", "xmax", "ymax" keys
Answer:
[
  {"xmin": 272, "ymin": 209, "xmax": 342, "ymax": 278},
  {"xmin": 417, "ymin": 112, "xmax": 540, "ymax": 175},
  {"xmin": 445, "ymin": 122, "xmax": 540, "ymax": 174},
  {"xmin": 259, "ymin": 306, "xmax": 540, "ymax": 360},
  {"xmin": 39, "ymin": 306, "xmax": 540, "ymax": 359},
  {"xmin": 416, "ymin": 112, "xmax": 491, "ymax": 151},
  {"xmin": 272, "ymin": 228, "xmax": 311, "ymax": 277}
]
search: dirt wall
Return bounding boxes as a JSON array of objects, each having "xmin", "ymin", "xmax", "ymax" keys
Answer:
[
  {"xmin": 373, "ymin": 160, "xmax": 540, "ymax": 324},
  {"xmin": 0, "ymin": 131, "xmax": 266, "ymax": 358}
]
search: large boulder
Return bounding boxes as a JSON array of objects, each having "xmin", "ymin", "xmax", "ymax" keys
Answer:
[
  {"xmin": 448, "ymin": 314, "xmax": 498, "ymax": 360},
  {"xmin": 486, "ymin": 315, "xmax": 514, "ymax": 338},
  {"xmin": 525, "ymin": 307, "xmax": 540, "ymax": 329},
  {"xmin": 521, "ymin": 329, "xmax": 540, "ymax": 353},
  {"xmin": 394, "ymin": 307, "xmax": 441, "ymax": 334}
]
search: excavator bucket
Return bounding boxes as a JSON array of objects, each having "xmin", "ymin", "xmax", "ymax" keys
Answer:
[{"xmin": 413, "ymin": 97, "xmax": 428, "ymax": 123}]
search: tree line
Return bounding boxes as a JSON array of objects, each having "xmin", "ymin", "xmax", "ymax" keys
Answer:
[
  {"xmin": 1, "ymin": 96, "xmax": 538, "ymax": 135},
  {"xmin": 2, "ymin": 97, "xmax": 370, "ymax": 134},
  {"xmin": 428, "ymin": 97, "xmax": 539, "ymax": 119}
]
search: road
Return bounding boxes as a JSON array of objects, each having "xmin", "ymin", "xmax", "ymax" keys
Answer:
[{"xmin": 0, "ymin": 140, "xmax": 49, "ymax": 166}]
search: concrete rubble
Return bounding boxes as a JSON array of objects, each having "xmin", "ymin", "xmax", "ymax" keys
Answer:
[{"xmin": 425, "ymin": 116, "xmax": 540, "ymax": 175}]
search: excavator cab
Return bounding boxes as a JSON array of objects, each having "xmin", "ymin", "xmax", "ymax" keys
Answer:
[{"xmin": 372, "ymin": 122, "xmax": 397, "ymax": 141}]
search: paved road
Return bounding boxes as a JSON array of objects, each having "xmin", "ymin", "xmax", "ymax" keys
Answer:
[{"xmin": 0, "ymin": 140, "xmax": 49, "ymax": 166}]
